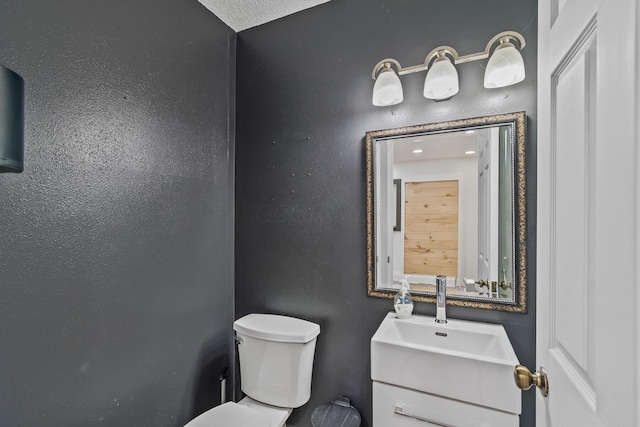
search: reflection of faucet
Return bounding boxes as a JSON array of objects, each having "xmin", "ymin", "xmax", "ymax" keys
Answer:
[{"xmin": 435, "ymin": 275, "xmax": 447, "ymax": 324}]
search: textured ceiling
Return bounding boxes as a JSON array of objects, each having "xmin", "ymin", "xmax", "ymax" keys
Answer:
[{"xmin": 199, "ymin": 0, "xmax": 331, "ymax": 32}]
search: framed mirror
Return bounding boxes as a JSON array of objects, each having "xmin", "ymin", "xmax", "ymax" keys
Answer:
[{"xmin": 366, "ymin": 112, "xmax": 527, "ymax": 312}]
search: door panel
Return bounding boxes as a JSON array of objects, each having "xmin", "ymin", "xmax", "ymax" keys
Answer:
[{"xmin": 552, "ymin": 33, "xmax": 595, "ymax": 381}]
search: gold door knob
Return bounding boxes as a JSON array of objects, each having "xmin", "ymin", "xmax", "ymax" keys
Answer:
[{"xmin": 514, "ymin": 364, "xmax": 549, "ymax": 397}]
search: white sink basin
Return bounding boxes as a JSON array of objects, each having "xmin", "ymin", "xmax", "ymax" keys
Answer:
[{"xmin": 371, "ymin": 312, "xmax": 521, "ymax": 414}]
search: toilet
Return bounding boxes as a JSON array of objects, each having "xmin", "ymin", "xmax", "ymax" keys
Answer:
[{"xmin": 185, "ymin": 313, "xmax": 321, "ymax": 427}]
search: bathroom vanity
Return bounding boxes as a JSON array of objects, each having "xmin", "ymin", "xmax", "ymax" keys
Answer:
[{"xmin": 371, "ymin": 313, "xmax": 521, "ymax": 426}]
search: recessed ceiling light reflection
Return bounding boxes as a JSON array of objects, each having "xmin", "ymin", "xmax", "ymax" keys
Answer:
[
  {"xmin": 413, "ymin": 149, "xmax": 424, "ymax": 154},
  {"xmin": 465, "ymin": 130, "xmax": 476, "ymax": 134},
  {"xmin": 465, "ymin": 150, "xmax": 476, "ymax": 155}
]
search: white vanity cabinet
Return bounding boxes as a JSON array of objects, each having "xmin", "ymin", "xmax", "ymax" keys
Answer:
[
  {"xmin": 371, "ymin": 313, "xmax": 521, "ymax": 427},
  {"xmin": 373, "ymin": 381, "xmax": 519, "ymax": 427}
]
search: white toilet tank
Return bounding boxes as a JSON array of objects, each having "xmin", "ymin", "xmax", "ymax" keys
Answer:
[{"xmin": 233, "ymin": 314, "xmax": 320, "ymax": 408}]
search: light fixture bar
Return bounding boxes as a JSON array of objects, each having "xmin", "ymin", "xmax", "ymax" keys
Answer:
[{"xmin": 371, "ymin": 31, "xmax": 526, "ymax": 79}]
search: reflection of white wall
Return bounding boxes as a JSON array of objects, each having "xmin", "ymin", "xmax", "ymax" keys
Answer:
[
  {"xmin": 393, "ymin": 157, "xmax": 478, "ymax": 285},
  {"xmin": 376, "ymin": 141, "xmax": 395, "ymax": 287}
]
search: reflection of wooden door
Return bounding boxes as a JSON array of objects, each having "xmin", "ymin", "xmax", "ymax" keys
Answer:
[
  {"xmin": 404, "ymin": 180, "xmax": 458, "ymax": 276},
  {"xmin": 537, "ymin": 0, "xmax": 638, "ymax": 425}
]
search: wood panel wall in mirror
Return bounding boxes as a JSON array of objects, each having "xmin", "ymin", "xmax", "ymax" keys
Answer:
[{"xmin": 366, "ymin": 112, "xmax": 527, "ymax": 312}]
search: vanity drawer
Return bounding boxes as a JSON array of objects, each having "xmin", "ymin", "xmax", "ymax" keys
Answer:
[{"xmin": 373, "ymin": 382, "xmax": 519, "ymax": 427}]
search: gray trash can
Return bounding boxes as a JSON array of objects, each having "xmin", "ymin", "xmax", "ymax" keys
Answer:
[{"xmin": 311, "ymin": 396, "xmax": 361, "ymax": 427}]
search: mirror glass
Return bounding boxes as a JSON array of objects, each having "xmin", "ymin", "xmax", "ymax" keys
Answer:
[{"xmin": 366, "ymin": 112, "xmax": 527, "ymax": 312}]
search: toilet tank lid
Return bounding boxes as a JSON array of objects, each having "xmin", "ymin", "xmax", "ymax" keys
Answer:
[{"xmin": 234, "ymin": 314, "xmax": 320, "ymax": 343}]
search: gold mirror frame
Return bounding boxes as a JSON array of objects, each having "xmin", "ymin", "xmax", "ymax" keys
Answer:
[{"xmin": 366, "ymin": 111, "xmax": 527, "ymax": 312}]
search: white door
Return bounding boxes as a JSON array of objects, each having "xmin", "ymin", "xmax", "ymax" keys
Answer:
[
  {"xmin": 477, "ymin": 128, "xmax": 499, "ymax": 292},
  {"xmin": 537, "ymin": 0, "xmax": 638, "ymax": 426}
]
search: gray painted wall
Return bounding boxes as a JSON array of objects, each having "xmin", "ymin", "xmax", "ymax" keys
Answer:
[
  {"xmin": 0, "ymin": 1, "xmax": 235, "ymax": 425},
  {"xmin": 235, "ymin": 1, "xmax": 537, "ymax": 426}
]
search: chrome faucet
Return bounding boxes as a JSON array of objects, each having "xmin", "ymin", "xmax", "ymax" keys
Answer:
[{"xmin": 435, "ymin": 275, "xmax": 447, "ymax": 324}]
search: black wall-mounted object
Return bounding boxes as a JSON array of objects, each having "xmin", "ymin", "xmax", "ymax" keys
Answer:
[
  {"xmin": 393, "ymin": 179, "xmax": 402, "ymax": 232},
  {"xmin": 0, "ymin": 64, "xmax": 24, "ymax": 173}
]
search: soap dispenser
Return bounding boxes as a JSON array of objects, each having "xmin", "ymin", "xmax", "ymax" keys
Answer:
[{"xmin": 394, "ymin": 280, "xmax": 414, "ymax": 319}]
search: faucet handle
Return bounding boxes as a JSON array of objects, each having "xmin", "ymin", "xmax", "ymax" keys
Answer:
[{"xmin": 435, "ymin": 275, "xmax": 447, "ymax": 324}]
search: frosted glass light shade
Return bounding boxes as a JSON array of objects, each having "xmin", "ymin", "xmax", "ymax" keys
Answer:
[
  {"xmin": 484, "ymin": 44, "xmax": 525, "ymax": 88},
  {"xmin": 372, "ymin": 69, "xmax": 403, "ymax": 106},
  {"xmin": 423, "ymin": 57, "xmax": 459, "ymax": 100}
]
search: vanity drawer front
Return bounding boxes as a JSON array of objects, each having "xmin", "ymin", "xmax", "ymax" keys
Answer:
[{"xmin": 373, "ymin": 382, "xmax": 518, "ymax": 427}]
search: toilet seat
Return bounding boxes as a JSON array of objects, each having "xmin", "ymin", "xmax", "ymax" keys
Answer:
[
  {"xmin": 184, "ymin": 401, "xmax": 271, "ymax": 427},
  {"xmin": 183, "ymin": 398, "xmax": 292, "ymax": 427}
]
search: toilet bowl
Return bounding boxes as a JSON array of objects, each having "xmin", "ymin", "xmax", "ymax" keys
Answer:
[{"xmin": 184, "ymin": 313, "xmax": 320, "ymax": 427}]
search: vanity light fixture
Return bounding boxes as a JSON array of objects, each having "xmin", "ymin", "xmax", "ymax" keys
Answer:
[
  {"xmin": 484, "ymin": 38, "xmax": 525, "ymax": 88},
  {"xmin": 465, "ymin": 150, "xmax": 476, "ymax": 155},
  {"xmin": 371, "ymin": 31, "xmax": 526, "ymax": 106},
  {"xmin": 372, "ymin": 62, "xmax": 404, "ymax": 106},
  {"xmin": 423, "ymin": 52, "xmax": 459, "ymax": 100}
]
